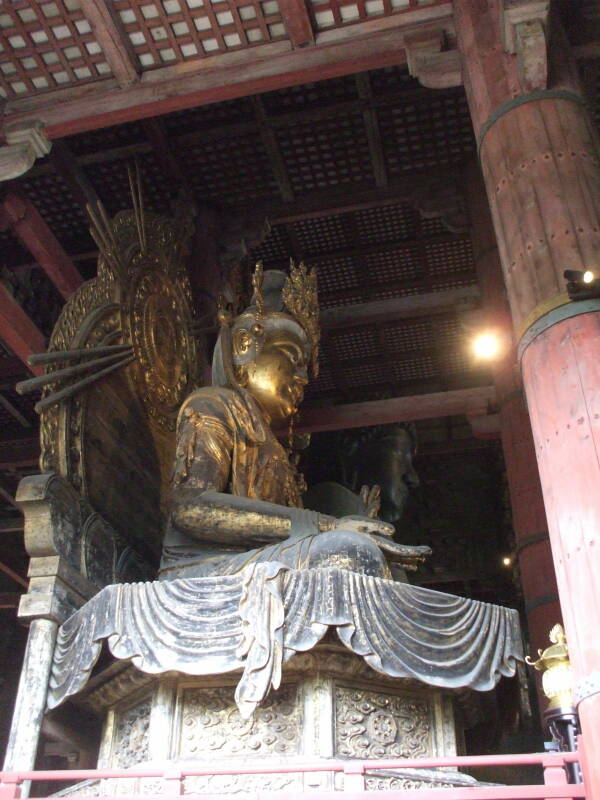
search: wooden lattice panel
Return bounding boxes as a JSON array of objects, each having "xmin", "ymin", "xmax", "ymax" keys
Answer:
[
  {"xmin": 20, "ymin": 169, "xmax": 91, "ymax": 253},
  {"xmin": 363, "ymin": 245, "xmax": 422, "ymax": 285},
  {"xmin": 425, "ymin": 238, "xmax": 474, "ymax": 276},
  {"xmin": 330, "ymin": 327, "xmax": 380, "ymax": 361},
  {"xmin": 64, "ymin": 120, "xmax": 147, "ymax": 157},
  {"xmin": 355, "ymin": 203, "xmax": 421, "ymax": 244},
  {"xmin": 307, "ymin": 0, "xmax": 448, "ymax": 32},
  {"xmin": 83, "ymin": 151, "xmax": 174, "ymax": 216},
  {"xmin": 185, "ymin": 133, "xmax": 279, "ymax": 203},
  {"xmin": 304, "ymin": 362, "xmax": 336, "ymax": 396},
  {"xmin": 262, "ymin": 75, "xmax": 358, "ymax": 115},
  {"xmin": 293, "ymin": 215, "xmax": 351, "ymax": 255},
  {"xmin": 379, "ymin": 89, "xmax": 474, "ymax": 174},
  {"xmin": 113, "ymin": 0, "xmax": 288, "ymax": 69},
  {"xmin": 162, "ymin": 96, "xmax": 255, "ymax": 136},
  {"xmin": 313, "ymin": 254, "xmax": 361, "ymax": 302},
  {"xmin": 277, "ymin": 111, "xmax": 373, "ymax": 193},
  {"xmin": 0, "ymin": 0, "xmax": 111, "ymax": 99}
]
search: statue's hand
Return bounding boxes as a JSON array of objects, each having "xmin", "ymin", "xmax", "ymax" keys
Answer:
[{"xmin": 336, "ymin": 515, "xmax": 395, "ymax": 538}]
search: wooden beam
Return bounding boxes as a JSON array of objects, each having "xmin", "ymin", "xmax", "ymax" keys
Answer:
[
  {"xmin": 5, "ymin": 4, "xmax": 454, "ymax": 138},
  {"xmin": 252, "ymin": 97, "xmax": 295, "ymax": 202},
  {"xmin": 79, "ymin": 0, "xmax": 139, "ymax": 88},
  {"xmin": 356, "ymin": 73, "xmax": 388, "ymax": 188},
  {"xmin": 0, "ymin": 558, "xmax": 28, "ymax": 590},
  {"xmin": 321, "ymin": 286, "xmax": 479, "ymax": 329},
  {"xmin": 417, "ymin": 436, "xmax": 497, "ymax": 456},
  {"xmin": 0, "ymin": 592, "xmax": 21, "ymax": 609},
  {"xmin": 142, "ymin": 119, "xmax": 191, "ymax": 193},
  {"xmin": 0, "ymin": 283, "xmax": 44, "ymax": 377},
  {"xmin": 1, "ymin": 191, "xmax": 83, "ymax": 299},
  {"xmin": 263, "ymin": 168, "xmax": 462, "ymax": 224},
  {"xmin": 0, "ymin": 392, "xmax": 31, "ymax": 428},
  {"xmin": 24, "ymin": 81, "xmax": 443, "ymax": 182},
  {"xmin": 0, "ymin": 519, "xmax": 23, "ymax": 533},
  {"xmin": 50, "ymin": 141, "xmax": 102, "ymax": 214},
  {"xmin": 0, "ymin": 437, "xmax": 39, "ymax": 470},
  {"xmin": 0, "ymin": 482, "xmax": 19, "ymax": 512},
  {"xmin": 278, "ymin": 0, "xmax": 315, "ymax": 48},
  {"xmin": 296, "ymin": 385, "xmax": 497, "ymax": 433}
]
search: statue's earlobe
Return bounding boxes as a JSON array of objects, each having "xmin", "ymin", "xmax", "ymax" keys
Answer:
[{"xmin": 233, "ymin": 328, "xmax": 252, "ymax": 356}]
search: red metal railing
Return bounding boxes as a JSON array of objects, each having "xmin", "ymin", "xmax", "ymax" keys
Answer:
[{"xmin": 0, "ymin": 750, "xmax": 586, "ymax": 800}]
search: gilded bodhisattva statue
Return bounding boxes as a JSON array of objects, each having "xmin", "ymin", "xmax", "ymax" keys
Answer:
[{"xmin": 160, "ymin": 263, "xmax": 431, "ymax": 581}]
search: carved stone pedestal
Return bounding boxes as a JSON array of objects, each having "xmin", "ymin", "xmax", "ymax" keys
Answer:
[{"xmin": 59, "ymin": 644, "xmax": 485, "ymax": 796}]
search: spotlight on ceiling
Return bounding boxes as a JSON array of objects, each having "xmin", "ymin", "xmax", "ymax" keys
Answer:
[
  {"xmin": 564, "ymin": 269, "xmax": 600, "ymax": 300},
  {"xmin": 472, "ymin": 331, "xmax": 502, "ymax": 360},
  {"xmin": 502, "ymin": 556, "xmax": 512, "ymax": 567}
]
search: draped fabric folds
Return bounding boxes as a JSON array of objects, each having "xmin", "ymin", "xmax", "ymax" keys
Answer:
[{"xmin": 48, "ymin": 565, "xmax": 523, "ymax": 718}]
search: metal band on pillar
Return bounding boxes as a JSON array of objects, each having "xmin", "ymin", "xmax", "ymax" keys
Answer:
[
  {"xmin": 517, "ymin": 298, "xmax": 600, "ymax": 362},
  {"xmin": 477, "ymin": 90, "xmax": 590, "ymax": 158}
]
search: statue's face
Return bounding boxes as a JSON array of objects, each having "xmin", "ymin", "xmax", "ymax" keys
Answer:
[{"xmin": 238, "ymin": 328, "xmax": 309, "ymax": 425}]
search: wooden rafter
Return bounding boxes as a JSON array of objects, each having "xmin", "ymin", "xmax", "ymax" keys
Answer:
[
  {"xmin": 0, "ymin": 437, "xmax": 39, "ymax": 470},
  {"xmin": 24, "ymin": 81, "xmax": 447, "ymax": 183},
  {"xmin": 355, "ymin": 73, "xmax": 388, "ymax": 188},
  {"xmin": 142, "ymin": 119, "xmax": 191, "ymax": 194},
  {"xmin": 264, "ymin": 170, "xmax": 463, "ymax": 224},
  {"xmin": 278, "ymin": 0, "xmax": 315, "ymax": 48},
  {"xmin": 321, "ymin": 286, "xmax": 479, "ymax": 329},
  {"xmin": 50, "ymin": 140, "xmax": 103, "ymax": 214},
  {"xmin": 4, "ymin": 4, "xmax": 455, "ymax": 138},
  {"xmin": 0, "ymin": 592, "xmax": 21, "ymax": 609},
  {"xmin": 0, "ymin": 191, "xmax": 83, "ymax": 299},
  {"xmin": 0, "ymin": 392, "xmax": 31, "ymax": 429},
  {"xmin": 79, "ymin": 0, "xmax": 139, "ymax": 88},
  {"xmin": 296, "ymin": 385, "xmax": 496, "ymax": 433},
  {"xmin": 0, "ymin": 283, "xmax": 44, "ymax": 377},
  {"xmin": 0, "ymin": 556, "xmax": 28, "ymax": 589},
  {"xmin": 252, "ymin": 97, "xmax": 295, "ymax": 202}
]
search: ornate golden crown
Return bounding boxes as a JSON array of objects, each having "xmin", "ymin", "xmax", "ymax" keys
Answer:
[
  {"xmin": 282, "ymin": 260, "xmax": 320, "ymax": 377},
  {"xmin": 245, "ymin": 260, "xmax": 320, "ymax": 376}
]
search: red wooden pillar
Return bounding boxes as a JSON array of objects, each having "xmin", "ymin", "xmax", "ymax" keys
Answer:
[
  {"xmin": 456, "ymin": 2, "xmax": 600, "ymax": 794},
  {"xmin": 466, "ymin": 164, "xmax": 562, "ymax": 704}
]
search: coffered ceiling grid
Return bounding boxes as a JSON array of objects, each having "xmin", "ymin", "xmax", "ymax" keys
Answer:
[
  {"xmin": 307, "ymin": 0, "xmax": 448, "ymax": 32},
  {"xmin": 113, "ymin": 0, "xmax": 287, "ymax": 67},
  {"xmin": 1, "ymin": 65, "xmax": 481, "ymax": 419},
  {"xmin": 0, "ymin": 0, "xmax": 111, "ymax": 99}
]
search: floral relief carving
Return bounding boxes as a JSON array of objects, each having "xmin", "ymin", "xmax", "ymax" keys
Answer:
[
  {"xmin": 113, "ymin": 697, "xmax": 152, "ymax": 767},
  {"xmin": 335, "ymin": 686, "xmax": 432, "ymax": 759},
  {"xmin": 179, "ymin": 684, "xmax": 300, "ymax": 757}
]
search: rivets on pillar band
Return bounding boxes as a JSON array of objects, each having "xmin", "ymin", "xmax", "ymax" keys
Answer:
[
  {"xmin": 517, "ymin": 297, "xmax": 600, "ymax": 362},
  {"xmin": 574, "ymin": 670, "xmax": 600, "ymax": 708},
  {"xmin": 477, "ymin": 90, "xmax": 588, "ymax": 159}
]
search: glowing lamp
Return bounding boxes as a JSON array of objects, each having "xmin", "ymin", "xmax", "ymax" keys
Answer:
[
  {"xmin": 564, "ymin": 269, "xmax": 600, "ymax": 300},
  {"xmin": 502, "ymin": 556, "xmax": 512, "ymax": 567},
  {"xmin": 472, "ymin": 331, "xmax": 501, "ymax": 360}
]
